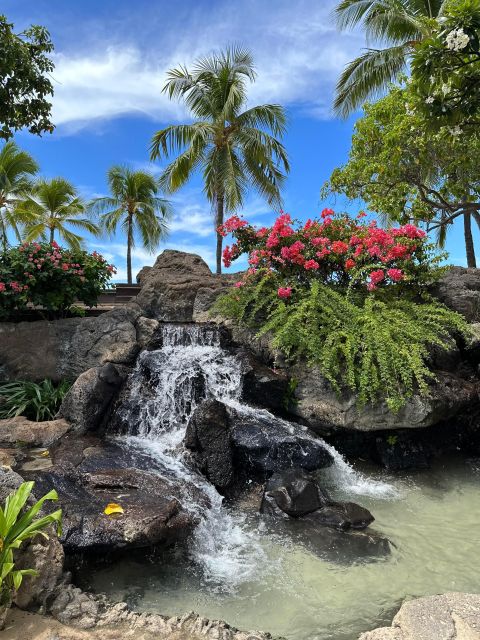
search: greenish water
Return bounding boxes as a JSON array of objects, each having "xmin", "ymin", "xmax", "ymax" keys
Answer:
[{"xmin": 79, "ymin": 456, "xmax": 480, "ymax": 640}]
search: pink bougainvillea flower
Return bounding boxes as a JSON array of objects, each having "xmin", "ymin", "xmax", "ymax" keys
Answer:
[
  {"xmin": 332, "ymin": 240, "xmax": 349, "ymax": 254},
  {"xmin": 345, "ymin": 259, "xmax": 356, "ymax": 270},
  {"xmin": 321, "ymin": 208, "xmax": 334, "ymax": 219},
  {"xmin": 369, "ymin": 269, "xmax": 385, "ymax": 285},
  {"xmin": 277, "ymin": 287, "xmax": 292, "ymax": 299},
  {"xmin": 387, "ymin": 268, "xmax": 404, "ymax": 282},
  {"xmin": 304, "ymin": 259, "xmax": 320, "ymax": 270}
]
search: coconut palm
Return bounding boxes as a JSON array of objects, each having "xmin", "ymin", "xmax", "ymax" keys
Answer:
[
  {"xmin": 90, "ymin": 166, "xmax": 172, "ymax": 284},
  {"xmin": 334, "ymin": 0, "xmax": 448, "ymax": 117},
  {"xmin": 150, "ymin": 46, "xmax": 290, "ymax": 274},
  {"xmin": 0, "ymin": 141, "xmax": 39, "ymax": 252},
  {"xmin": 21, "ymin": 177, "xmax": 97, "ymax": 249}
]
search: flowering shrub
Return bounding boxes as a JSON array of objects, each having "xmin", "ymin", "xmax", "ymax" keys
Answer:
[
  {"xmin": 215, "ymin": 211, "xmax": 467, "ymax": 411},
  {"xmin": 218, "ymin": 210, "xmax": 441, "ymax": 295},
  {"xmin": 0, "ymin": 242, "xmax": 116, "ymax": 320}
]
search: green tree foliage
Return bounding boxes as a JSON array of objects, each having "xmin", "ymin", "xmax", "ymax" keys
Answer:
[
  {"xmin": 215, "ymin": 276, "xmax": 467, "ymax": 412},
  {"xmin": 19, "ymin": 178, "xmax": 98, "ymax": 250},
  {"xmin": 324, "ymin": 85, "xmax": 480, "ymax": 266},
  {"xmin": 0, "ymin": 142, "xmax": 39, "ymax": 252},
  {"xmin": 334, "ymin": 0, "xmax": 448, "ymax": 117},
  {"xmin": 150, "ymin": 46, "xmax": 289, "ymax": 274},
  {"xmin": 410, "ymin": 0, "xmax": 480, "ymax": 127},
  {"xmin": 0, "ymin": 15, "xmax": 54, "ymax": 140},
  {"xmin": 90, "ymin": 166, "xmax": 172, "ymax": 284},
  {"xmin": 0, "ymin": 482, "xmax": 61, "ymax": 609}
]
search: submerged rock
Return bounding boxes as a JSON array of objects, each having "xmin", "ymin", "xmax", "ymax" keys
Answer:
[
  {"xmin": 305, "ymin": 502, "xmax": 374, "ymax": 531},
  {"xmin": 359, "ymin": 592, "xmax": 480, "ymax": 640},
  {"xmin": 260, "ymin": 468, "xmax": 329, "ymax": 517}
]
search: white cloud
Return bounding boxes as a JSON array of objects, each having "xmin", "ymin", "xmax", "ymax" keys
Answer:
[{"xmin": 48, "ymin": 0, "xmax": 364, "ymax": 131}]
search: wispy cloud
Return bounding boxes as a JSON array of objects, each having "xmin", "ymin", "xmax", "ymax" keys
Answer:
[{"xmin": 47, "ymin": 0, "xmax": 363, "ymax": 132}]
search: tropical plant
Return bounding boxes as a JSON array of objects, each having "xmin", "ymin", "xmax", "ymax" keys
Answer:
[
  {"xmin": 0, "ymin": 482, "xmax": 61, "ymax": 611},
  {"xmin": 324, "ymin": 85, "xmax": 480, "ymax": 266},
  {"xmin": 0, "ymin": 14, "xmax": 54, "ymax": 140},
  {"xmin": 0, "ymin": 142, "xmax": 39, "ymax": 252},
  {"xmin": 0, "ymin": 379, "xmax": 71, "ymax": 421},
  {"xmin": 90, "ymin": 166, "xmax": 172, "ymax": 284},
  {"xmin": 150, "ymin": 46, "xmax": 289, "ymax": 274},
  {"xmin": 410, "ymin": 0, "xmax": 480, "ymax": 128},
  {"xmin": 214, "ymin": 211, "xmax": 467, "ymax": 412},
  {"xmin": 333, "ymin": 0, "xmax": 449, "ymax": 117},
  {"xmin": 0, "ymin": 241, "xmax": 116, "ymax": 320},
  {"xmin": 19, "ymin": 178, "xmax": 98, "ymax": 250}
]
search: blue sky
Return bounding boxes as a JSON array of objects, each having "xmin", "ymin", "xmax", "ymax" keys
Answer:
[{"xmin": 4, "ymin": 0, "xmax": 476, "ymax": 279}]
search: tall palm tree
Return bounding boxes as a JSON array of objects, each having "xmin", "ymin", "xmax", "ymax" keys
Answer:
[
  {"xmin": 21, "ymin": 177, "xmax": 98, "ymax": 249},
  {"xmin": 90, "ymin": 166, "xmax": 172, "ymax": 284},
  {"xmin": 150, "ymin": 46, "xmax": 290, "ymax": 274},
  {"xmin": 0, "ymin": 141, "xmax": 39, "ymax": 252},
  {"xmin": 334, "ymin": 0, "xmax": 448, "ymax": 117}
]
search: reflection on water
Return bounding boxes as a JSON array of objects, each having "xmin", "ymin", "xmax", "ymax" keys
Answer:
[{"xmin": 77, "ymin": 455, "xmax": 480, "ymax": 640}]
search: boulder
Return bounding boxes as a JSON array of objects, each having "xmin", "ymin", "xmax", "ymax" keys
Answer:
[
  {"xmin": 433, "ymin": 266, "xmax": 480, "ymax": 321},
  {"xmin": 260, "ymin": 468, "xmax": 329, "ymax": 517},
  {"xmin": 228, "ymin": 406, "xmax": 334, "ymax": 475},
  {"xmin": 185, "ymin": 400, "xmax": 234, "ymax": 492},
  {"xmin": 290, "ymin": 366, "xmax": 480, "ymax": 433},
  {"xmin": 0, "ymin": 305, "xmax": 143, "ymax": 382},
  {"xmin": 135, "ymin": 250, "xmax": 229, "ymax": 322},
  {"xmin": 374, "ymin": 434, "xmax": 431, "ymax": 471},
  {"xmin": 58, "ymin": 363, "xmax": 126, "ymax": 434},
  {"xmin": 19, "ymin": 435, "xmax": 202, "ymax": 552},
  {"xmin": 240, "ymin": 352, "xmax": 291, "ymax": 414},
  {"xmin": 0, "ymin": 416, "xmax": 70, "ymax": 447},
  {"xmin": 359, "ymin": 592, "xmax": 480, "ymax": 640}
]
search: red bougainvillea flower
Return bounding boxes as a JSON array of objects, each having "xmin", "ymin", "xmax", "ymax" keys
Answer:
[
  {"xmin": 387, "ymin": 268, "xmax": 404, "ymax": 282},
  {"xmin": 369, "ymin": 269, "xmax": 385, "ymax": 285},
  {"xmin": 321, "ymin": 208, "xmax": 334, "ymax": 219},
  {"xmin": 332, "ymin": 240, "xmax": 349, "ymax": 254},
  {"xmin": 277, "ymin": 287, "xmax": 292, "ymax": 299},
  {"xmin": 345, "ymin": 259, "xmax": 356, "ymax": 270},
  {"xmin": 304, "ymin": 259, "xmax": 320, "ymax": 270}
]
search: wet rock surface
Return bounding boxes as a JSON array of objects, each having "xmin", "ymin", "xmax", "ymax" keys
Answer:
[
  {"xmin": 18, "ymin": 434, "xmax": 200, "ymax": 552},
  {"xmin": 359, "ymin": 592, "xmax": 480, "ymax": 640}
]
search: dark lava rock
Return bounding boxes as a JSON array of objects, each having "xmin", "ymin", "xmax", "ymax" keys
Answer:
[
  {"xmin": 228, "ymin": 407, "xmax": 334, "ymax": 476},
  {"xmin": 432, "ymin": 266, "xmax": 480, "ymax": 322},
  {"xmin": 19, "ymin": 434, "xmax": 201, "ymax": 553},
  {"xmin": 185, "ymin": 399, "xmax": 234, "ymax": 492},
  {"xmin": 59, "ymin": 363, "xmax": 127, "ymax": 434},
  {"xmin": 374, "ymin": 434, "xmax": 431, "ymax": 471},
  {"xmin": 260, "ymin": 468, "xmax": 330, "ymax": 518},
  {"xmin": 305, "ymin": 502, "xmax": 375, "ymax": 531},
  {"xmin": 240, "ymin": 352, "xmax": 290, "ymax": 414}
]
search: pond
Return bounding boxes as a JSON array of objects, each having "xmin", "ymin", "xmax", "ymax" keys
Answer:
[{"xmin": 77, "ymin": 454, "xmax": 480, "ymax": 640}]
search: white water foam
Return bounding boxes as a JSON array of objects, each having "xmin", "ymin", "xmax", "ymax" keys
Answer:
[{"xmin": 114, "ymin": 324, "xmax": 398, "ymax": 587}]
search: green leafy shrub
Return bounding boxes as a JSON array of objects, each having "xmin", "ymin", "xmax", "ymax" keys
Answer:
[
  {"xmin": 215, "ymin": 276, "xmax": 468, "ymax": 412},
  {"xmin": 0, "ymin": 482, "xmax": 61, "ymax": 609},
  {"xmin": 0, "ymin": 379, "xmax": 71, "ymax": 421},
  {"xmin": 0, "ymin": 241, "xmax": 116, "ymax": 320}
]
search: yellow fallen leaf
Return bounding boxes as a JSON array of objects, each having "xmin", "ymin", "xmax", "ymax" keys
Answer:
[
  {"xmin": 40, "ymin": 450, "xmax": 50, "ymax": 457},
  {"xmin": 104, "ymin": 503, "xmax": 124, "ymax": 516}
]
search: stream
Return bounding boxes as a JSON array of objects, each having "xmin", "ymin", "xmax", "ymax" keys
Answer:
[{"xmin": 76, "ymin": 324, "xmax": 480, "ymax": 640}]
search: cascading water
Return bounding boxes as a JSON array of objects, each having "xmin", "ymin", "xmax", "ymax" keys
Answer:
[{"xmin": 113, "ymin": 323, "xmax": 396, "ymax": 588}]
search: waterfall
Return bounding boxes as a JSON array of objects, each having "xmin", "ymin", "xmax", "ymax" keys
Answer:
[{"xmin": 113, "ymin": 323, "xmax": 396, "ymax": 587}]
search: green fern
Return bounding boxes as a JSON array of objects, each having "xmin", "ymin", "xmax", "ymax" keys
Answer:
[{"xmin": 214, "ymin": 278, "xmax": 468, "ymax": 412}]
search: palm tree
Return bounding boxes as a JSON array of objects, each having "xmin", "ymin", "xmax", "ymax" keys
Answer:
[
  {"xmin": 334, "ymin": 0, "xmax": 448, "ymax": 117},
  {"xmin": 21, "ymin": 177, "xmax": 98, "ymax": 249},
  {"xmin": 150, "ymin": 46, "xmax": 290, "ymax": 274},
  {"xmin": 0, "ymin": 141, "xmax": 39, "ymax": 252},
  {"xmin": 90, "ymin": 166, "xmax": 172, "ymax": 284}
]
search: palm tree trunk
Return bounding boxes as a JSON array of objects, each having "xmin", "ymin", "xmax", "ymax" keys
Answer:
[
  {"xmin": 127, "ymin": 213, "xmax": 133, "ymax": 284},
  {"xmin": 215, "ymin": 194, "xmax": 224, "ymax": 275},
  {"xmin": 49, "ymin": 227, "xmax": 55, "ymax": 244},
  {"xmin": 464, "ymin": 211, "xmax": 477, "ymax": 268}
]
